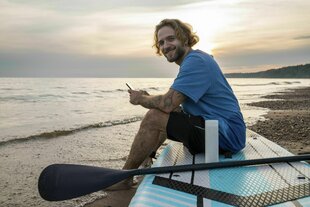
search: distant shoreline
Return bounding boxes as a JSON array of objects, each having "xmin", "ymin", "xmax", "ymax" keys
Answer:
[{"xmin": 225, "ymin": 63, "xmax": 310, "ymax": 78}]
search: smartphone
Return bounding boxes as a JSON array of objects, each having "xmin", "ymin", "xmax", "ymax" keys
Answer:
[{"xmin": 126, "ymin": 83, "xmax": 134, "ymax": 90}]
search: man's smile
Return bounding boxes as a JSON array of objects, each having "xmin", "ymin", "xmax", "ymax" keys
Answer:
[{"xmin": 164, "ymin": 47, "xmax": 176, "ymax": 55}]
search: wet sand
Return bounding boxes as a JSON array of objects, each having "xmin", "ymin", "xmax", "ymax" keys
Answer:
[
  {"xmin": 0, "ymin": 121, "xmax": 142, "ymax": 207},
  {"xmin": 248, "ymin": 87, "xmax": 310, "ymax": 155},
  {"xmin": 84, "ymin": 183, "xmax": 140, "ymax": 207}
]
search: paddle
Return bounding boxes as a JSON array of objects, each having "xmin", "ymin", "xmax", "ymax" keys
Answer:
[{"xmin": 38, "ymin": 154, "xmax": 310, "ymax": 201}]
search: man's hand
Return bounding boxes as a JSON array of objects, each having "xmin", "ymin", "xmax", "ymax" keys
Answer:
[
  {"xmin": 140, "ymin": 90, "xmax": 150, "ymax": 96},
  {"xmin": 128, "ymin": 88, "xmax": 185, "ymax": 113},
  {"xmin": 128, "ymin": 90, "xmax": 149, "ymax": 105}
]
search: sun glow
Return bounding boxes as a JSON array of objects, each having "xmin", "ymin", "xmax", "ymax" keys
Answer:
[
  {"xmin": 172, "ymin": 1, "xmax": 241, "ymax": 56},
  {"xmin": 196, "ymin": 41, "xmax": 215, "ymax": 55}
]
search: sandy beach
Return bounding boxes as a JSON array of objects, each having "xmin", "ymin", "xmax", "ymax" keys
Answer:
[
  {"xmin": 248, "ymin": 87, "xmax": 310, "ymax": 155},
  {"xmin": 0, "ymin": 121, "xmax": 142, "ymax": 207},
  {"xmin": 85, "ymin": 86, "xmax": 310, "ymax": 207}
]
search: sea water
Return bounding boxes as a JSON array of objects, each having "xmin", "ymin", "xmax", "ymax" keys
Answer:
[{"xmin": 0, "ymin": 78, "xmax": 309, "ymax": 207}]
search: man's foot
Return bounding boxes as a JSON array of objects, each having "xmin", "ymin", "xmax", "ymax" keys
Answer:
[
  {"xmin": 140, "ymin": 157, "xmax": 153, "ymax": 169},
  {"xmin": 105, "ymin": 178, "xmax": 138, "ymax": 191}
]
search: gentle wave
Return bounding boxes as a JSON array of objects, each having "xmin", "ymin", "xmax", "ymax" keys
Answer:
[
  {"xmin": 53, "ymin": 86, "xmax": 66, "ymax": 89},
  {"xmin": 233, "ymin": 81, "xmax": 301, "ymax": 87},
  {"xmin": 0, "ymin": 88, "xmax": 32, "ymax": 91},
  {"xmin": 0, "ymin": 116, "xmax": 143, "ymax": 147},
  {"xmin": 71, "ymin": 92, "xmax": 89, "ymax": 95},
  {"xmin": 0, "ymin": 94, "xmax": 64, "ymax": 102},
  {"xmin": 0, "ymin": 87, "xmax": 162, "ymax": 102},
  {"xmin": 0, "ymin": 95, "xmax": 38, "ymax": 102}
]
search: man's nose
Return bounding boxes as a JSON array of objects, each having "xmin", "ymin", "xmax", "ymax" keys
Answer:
[
  {"xmin": 163, "ymin": 40, "xmax": 171, "ymax": 48},
  {"xmin": 163, "ymin": 41, "xmax": 171, "ymax": 52}
]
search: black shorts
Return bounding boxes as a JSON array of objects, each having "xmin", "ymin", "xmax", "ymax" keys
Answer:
[{"xmin": 166, "ymin": 111, "xmax": 205, "ymax": 155}]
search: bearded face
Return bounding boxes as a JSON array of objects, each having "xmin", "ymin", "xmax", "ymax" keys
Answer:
[
  {"xmin": 163, "ymin": 43, "xmax": 187, "ymax": 63},
  {"xmin": 157, "ymin": 26, "xmax": 190, "ymax": 65}
]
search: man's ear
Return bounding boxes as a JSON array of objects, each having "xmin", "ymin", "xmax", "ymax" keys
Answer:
[{"xmin": 184, "ymin": 38, "xmax": 189, "ymax": 46}]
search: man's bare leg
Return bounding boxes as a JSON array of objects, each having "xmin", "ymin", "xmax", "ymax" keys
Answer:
[
  {"xmin": 106, "ymin": 109, "xmax": 169, "ymax": 190},
  {"xmin": 124, "ymin": 109, "xmax": 169, "ymax": 169},
  {"xmin": 140, "ymin": 131, "xmax": 167, "ymax": 168}
]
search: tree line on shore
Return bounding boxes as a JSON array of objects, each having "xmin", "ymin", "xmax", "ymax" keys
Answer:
[{"xmin": 225, "ymin": 64, "xmax": 310, "ymax": 78}]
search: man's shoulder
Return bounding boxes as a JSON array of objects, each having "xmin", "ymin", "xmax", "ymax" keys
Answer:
[
  {"xmin": 187, "ymin": 49, "xmax": 205, "ymax": 57},
  {"xmin": 184, "ymin": 50, "xmax": 212, "ymax": 62},
  {"xmin": 190, "ymin": 49, "xmax": 211, "ymax": 56},
  {"xmin": 182, "ymin": 50, "xmax": 216, "ymax": 70}
]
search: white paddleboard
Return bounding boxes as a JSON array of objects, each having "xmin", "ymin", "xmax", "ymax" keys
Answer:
[{"xmin": 130, "ymin": 129, "xmax": 310, "ymax": 207}]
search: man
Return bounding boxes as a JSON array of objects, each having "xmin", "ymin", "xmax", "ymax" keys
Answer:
[{"xmin": 111, "ymin": 19, "xmax": 246, "ymax": 190}]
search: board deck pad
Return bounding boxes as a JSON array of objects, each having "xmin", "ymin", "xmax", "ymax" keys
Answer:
[{"xmin": 129, "ymin": 129, "xmax": 310, "ymax": 207}]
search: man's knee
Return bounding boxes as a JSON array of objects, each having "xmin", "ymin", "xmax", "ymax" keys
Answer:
[
  {"xmin": 143, "ymin": 109, "xmax": 163, "ymax": 124},
  {"xmin": 141, "ymin": 109, "xmax": 168, "ymax": 129}
]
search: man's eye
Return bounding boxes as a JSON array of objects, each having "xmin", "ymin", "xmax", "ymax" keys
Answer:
[
  {"xmin": 167, "ymin": 37, "xmax": 175, "ymax": 41},
  {"xmin": 158, "ymin": 41, "xmax": 164, "ymax": 46}
]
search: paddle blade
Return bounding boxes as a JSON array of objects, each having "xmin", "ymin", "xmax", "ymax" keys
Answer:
[{"xmin": 38, "ymin": 164, "xmax": 131, "ymax": 201}]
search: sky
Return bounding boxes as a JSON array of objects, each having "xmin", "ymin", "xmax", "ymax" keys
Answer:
[{"xmin": 0, "ymin": 0, "xmax": 309, "ymax": 77}]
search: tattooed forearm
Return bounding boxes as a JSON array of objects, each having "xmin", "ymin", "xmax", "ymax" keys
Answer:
[
  {"xmin": 138, "ymin": 89, "xmax": 185, "ymax": 113},
  {"xmin": 164, "ymin": 91, "xmax": 173, "ymax": 109},
  {"xmin": 140, "ymin": 95, "xmax": 162, "ymax": 110}
]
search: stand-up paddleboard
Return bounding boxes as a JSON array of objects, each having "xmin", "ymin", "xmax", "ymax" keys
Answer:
[{"xmin": 130, "ymin": 129, "xmax": 310, "ymax": 207}]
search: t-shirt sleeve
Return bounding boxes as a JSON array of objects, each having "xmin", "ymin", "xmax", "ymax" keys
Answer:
[{"xmin": 171, "ymin": 54, "xmax": 212, "ymax": 103}]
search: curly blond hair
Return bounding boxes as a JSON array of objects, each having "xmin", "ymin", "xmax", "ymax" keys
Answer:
[{"xmin": 153, "ymin": 19, "xmax": 199, "ymax": 55}]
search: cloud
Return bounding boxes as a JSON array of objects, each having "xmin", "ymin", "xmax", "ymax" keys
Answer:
[
  {"xmin": 0, "ymin": 49, "xmax": 178, "ymax": 77},
  {"xmin": 1, "ymin": 0, "xmax": 310, "ymax": 76},
  {"xmin": 1, "ymin": 1, "xmax": 217, "ymax": 58},
  {"xmin": 0, "ymin": 1, "xmax": 162, "ymax": 56},
  {"xmin": 216, "ymin": 45, "xmax": 310, "ymax": 72},
  {"xmin": 3, "ymin": 0, "xmax": 213, "ymax": 17},
  {"xmin": 294, "ymin": 35, "xmax": 310, "ymax": 40}
]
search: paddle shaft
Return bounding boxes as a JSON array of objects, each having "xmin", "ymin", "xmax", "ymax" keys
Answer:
[{"xmin": 134, "ymin": 154, "xmax": 310, "ymax": 175}]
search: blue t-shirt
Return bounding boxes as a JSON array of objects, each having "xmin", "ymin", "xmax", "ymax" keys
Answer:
[{"xmin": 171, "ymin": 50, "xmax": 246, "ymax": 152}]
